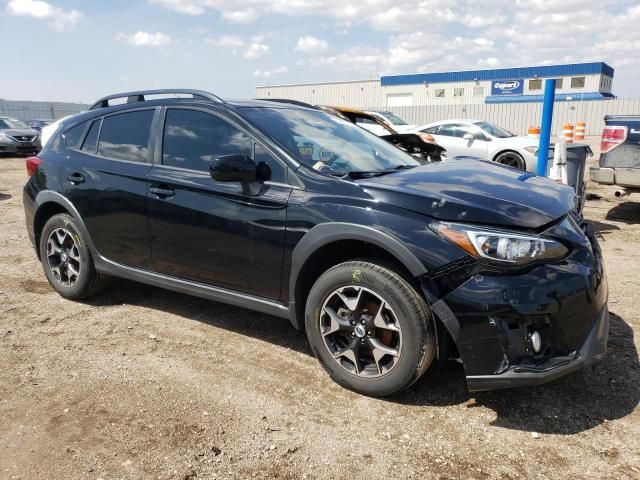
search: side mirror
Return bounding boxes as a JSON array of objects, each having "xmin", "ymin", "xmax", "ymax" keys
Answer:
[
  {"xmin": 210, "ymin": 154, "xmax": 257, "ymax": 194},
  {"xmin": 463, "ymin": 133, "xmax": 474, "ymax": 143}
]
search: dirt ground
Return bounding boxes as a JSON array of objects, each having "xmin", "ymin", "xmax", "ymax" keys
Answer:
[{"xmin": 0, "ymin": 152, "xmax": 638, "ymax": 480}]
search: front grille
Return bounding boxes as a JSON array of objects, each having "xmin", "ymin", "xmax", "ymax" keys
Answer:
[{"xmin": 11, "ymin": 135, "xmax": 36, "ymax": 143}]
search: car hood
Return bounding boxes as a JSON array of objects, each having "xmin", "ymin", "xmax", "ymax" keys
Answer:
[
  {"xmin": 493, "ymin": 135, "xmax": 538, "ymax": 149},
  {"xmin": 1, "ymin": 128, "xmax": 39, "ymax": 137},
  {"xmin": 357, "ymin": 158, "xmax": 575, "ymax": 229}
]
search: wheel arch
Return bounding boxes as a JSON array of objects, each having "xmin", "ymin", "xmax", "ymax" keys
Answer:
[
  {"xmin": 288, "ymin": 223, "xmax": 428, "ymax": 330},
  {"xmin": 33, "ymin": 191, "xmax": 98, "ymax": 260}
]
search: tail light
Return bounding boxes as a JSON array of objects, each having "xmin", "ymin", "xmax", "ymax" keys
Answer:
[
  {"xmin": 26, "ymin": 156, "xmax": 42, "ymax": 176},
  {"xmin": 601, "ymin": 126, "xmax": 627, "ymax": 153}
]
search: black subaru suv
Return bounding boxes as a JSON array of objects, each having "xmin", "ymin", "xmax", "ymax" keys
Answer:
[{"xmin": 23, "ymin": 89, "xmax": 608, "ymax": 396}]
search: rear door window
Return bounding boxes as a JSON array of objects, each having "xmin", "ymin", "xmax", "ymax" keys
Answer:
[{"xmin": 97, "ymin": 110, "xmax": 154, "ymax": 162}]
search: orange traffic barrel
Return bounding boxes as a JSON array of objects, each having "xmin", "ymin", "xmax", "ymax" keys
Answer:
[
  {"xmin": 563, "ymin": 123, "xmax": 574, "ymax": 144},
  {"xmin": 575, "ymin": 121, "xmax": 586, "ymax": 140},
  {"xmin": 527, "ymin": 126, "xmax": 541, "ymax": 137}
]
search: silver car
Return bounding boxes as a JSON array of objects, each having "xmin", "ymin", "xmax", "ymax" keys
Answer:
[{"xmin": 0, "ymin": 116, "xmax": 41, "ymax": 155}]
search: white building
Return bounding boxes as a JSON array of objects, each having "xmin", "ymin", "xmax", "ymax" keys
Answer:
[{"xmin": 255, "ymin": 62, "xmax": 615, "ymax": 109}]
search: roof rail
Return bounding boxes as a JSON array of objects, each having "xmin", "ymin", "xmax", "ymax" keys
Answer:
[
  {"xmin": 89, "ymin": 89, "xmax": 225, "ymax": 110},
  {"xmin": 259, "ymin": 98, "xmax": 319, "ymax": 109}
]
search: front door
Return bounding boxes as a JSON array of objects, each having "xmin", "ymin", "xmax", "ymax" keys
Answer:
[
  {"xmin": 147, "ymin": 107, "xmax": 291, "ymax": 300},
  {"xmin": 434, "ymin": 123, "xmax": 489, "ymax": 159}
]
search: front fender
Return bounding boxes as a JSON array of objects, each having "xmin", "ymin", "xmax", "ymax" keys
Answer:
[{"xmin": 287, "ymin": 222, "xmax": 428, "ymax": 328}]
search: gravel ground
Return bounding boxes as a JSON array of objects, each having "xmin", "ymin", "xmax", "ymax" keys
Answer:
[{"xmin": 0, "ymin": 153, "xmax": 638, "ymax": 480}]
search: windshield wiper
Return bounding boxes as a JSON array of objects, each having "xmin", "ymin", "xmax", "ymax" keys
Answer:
[{"xmin": 349, "ymin": 164, "xmax": 417, "ymax": 179}]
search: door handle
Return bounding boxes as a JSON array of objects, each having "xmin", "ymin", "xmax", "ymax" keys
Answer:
[
  {"xmin": 67, "ymin": 172, "xmax": 85, "ymax": 184},
  {"xmin": 150, "ymin": 186, "xmax": 175, "ymax": 198}
]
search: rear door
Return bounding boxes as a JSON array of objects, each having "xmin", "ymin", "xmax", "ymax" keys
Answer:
[
  {"xmin": 147, "ymin": 107, "xmax": 291, "ymax": 300},
  {"xmin": 60, "ymin": 108, "xmax": 157, "ymax": 268}
]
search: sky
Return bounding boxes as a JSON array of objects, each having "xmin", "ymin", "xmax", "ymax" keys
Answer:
[{"xmin": 2, "ymin": 0, "xmax": 640, "ymax": 104}]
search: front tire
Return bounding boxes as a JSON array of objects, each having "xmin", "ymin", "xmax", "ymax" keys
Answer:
[
  {"xmin": 305, "ymin": 261, "xmax": 436, "ymax": 397},
  {"xmin": 39, "ymin": 213, "xmax": 107, "ymax": 300},
  {"xmin": 494, "ymin": 151, "xmax": 526, "ymax": 170}
]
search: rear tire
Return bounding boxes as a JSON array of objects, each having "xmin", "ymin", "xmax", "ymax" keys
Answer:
[
  {"xmin": 494, "ymin": 151, "xmax": 525, "ymax": 170},
  {"xmin": 305, "ymin": 260, "xmax": 436, "ymax": 397},
  {"xmin": 39, "ymin": 213, "xmax": 107, "ymax": 300}
]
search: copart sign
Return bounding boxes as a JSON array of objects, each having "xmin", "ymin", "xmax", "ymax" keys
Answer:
[{"xmin": 491, "ymin": 79, "xmax": 523, "ymax": 95}]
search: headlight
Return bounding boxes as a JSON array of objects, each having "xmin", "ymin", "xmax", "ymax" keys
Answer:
[
  {"xmin": 431, "ymin": 222, "xmax": 568, "ymax": 265},
  {"xmin": 523, "ymin": 146, "xmax": 538, "ymax": 155},
  {"xmin": 0, "ymin": 133, "xmax": 16, "ymax": 143}
]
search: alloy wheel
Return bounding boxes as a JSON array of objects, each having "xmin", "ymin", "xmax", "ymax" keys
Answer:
[
  {"xmin": 497, "ymin": 153, "xmax": 523, "ymax": 169},
  {"xmin": 46, "ymin": 227, "xmax": 81, "ymax": 287},
  {"xmin": 319, "ymin": 285, "xmax": 403, "ymax": 378}
]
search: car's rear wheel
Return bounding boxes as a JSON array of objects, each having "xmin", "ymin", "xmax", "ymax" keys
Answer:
[
  {"xmin": 39, "ymin": 213, "xmax": 107, "ymax": 299},
  {"xmin": 305, "ymin": 261, "xmax": 436, "ymax": 397},
  {"xmin": 494, "ymin": 151, "xmax": 526, "ymax": 170}
]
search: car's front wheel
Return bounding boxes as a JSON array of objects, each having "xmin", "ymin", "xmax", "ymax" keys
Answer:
[{"xmin": 305, "ymin": 261, "xmax": 436, "ymax": 397}]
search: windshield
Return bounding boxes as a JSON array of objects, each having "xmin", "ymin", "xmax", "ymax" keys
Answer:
[
  {"xmin": 0, "ymin": 118, "xmax": 29, "ymax": 129},
  {"xmin": 377, "ymin": 111, "xmax": 409, "ymax": 126},
  {"xmin": 473, "ymin": 121, "xmax": 514, "ymax": 138},
  {"xmin": 241, "ymin": 107, "xmax": 419, "ymax": 177}
]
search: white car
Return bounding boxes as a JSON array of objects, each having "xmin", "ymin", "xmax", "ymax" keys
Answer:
[
  {"xmin": 358, "ymin": 111, "xmax": 416, "ymax": 135},
  {"xmin": 41, "ymin": 115, "xmax": 73, "ymax": 148},
  {"xmin": 410, "ymin": 119, "xmax": 540, "ymax": 172}
]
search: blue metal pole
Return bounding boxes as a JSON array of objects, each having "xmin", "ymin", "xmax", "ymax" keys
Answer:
[{"xmin": 537, "ymin": 78, "xmax": 556, "ymax": 176}]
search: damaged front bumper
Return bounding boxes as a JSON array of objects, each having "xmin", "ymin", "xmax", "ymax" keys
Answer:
[
  {"xmin": 425, "ymin": 225, "xmax": 608, "ymax": 392},
  {"xmin": 465, "ymin": 307, "xmax": 608, "ymax": 391}
]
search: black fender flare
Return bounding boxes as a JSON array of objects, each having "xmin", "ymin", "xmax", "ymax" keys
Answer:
[
  {"xmin": 287, "ymin": 222, "xmax": 428, "ymax": 328},
  {"xmin": 33, "ymin": 191, "xmax": 99, "ymax": 257}
]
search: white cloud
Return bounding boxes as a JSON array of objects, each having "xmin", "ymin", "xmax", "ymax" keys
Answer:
[
  {"xmin": 116, "ymin": 31, "xmax": 172, "ymax": 47},
  {"xmin": 205, "ymin": 35, "xmax": 244, "ymax": 48},
  {"xmin": 295, "ymin": 35, "xmax": 329, "ymax": 54},
  {"xmin": 148, "ymin": 0, "xmax": 205, "ymax": 15},
  {"xmin": 6, "ymin": 0, "xmax": 81, "ymax": 31},
  {"xmin": 222, "ymin": 8, "xmax": 257, "ymax": 23},
  {"xmin": 243, "ymin": 40, "xmax": 270, "ymax": 59},
  {"xmin": 254, "ymin": 65, "xmax": 289, "ymax": 79},
  {"xmin": 478, "ymin": 57, "xmax": 501, "ymax": 67}
]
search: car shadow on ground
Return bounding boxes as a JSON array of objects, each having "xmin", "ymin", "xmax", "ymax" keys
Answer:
[
  {"xmin": 87, "ymin": 281, "xmax": 639, "ymax": 435},
  {"xmin": 586, "ymin": 219, "xmax": 620, "ymax": 238},
  {"xmin": 606, "ymin": 201, "xmax": 640, "ymax": 224},
  {"xmin": 397, "ymin": 312, "xmax": 639, "ymax": 435},
  {"xmin": 86, "ymin": 280, "xmax": 313, "ymax": 356}
]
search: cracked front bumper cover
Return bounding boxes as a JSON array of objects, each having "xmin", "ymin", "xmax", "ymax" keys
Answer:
[
  {"xmin": 426, "ymin": 227, "xmax": 608, "ymax": 392},
  {"xmin": 465, "ymin": 306, "xmax": 608, "ymax": 391}
]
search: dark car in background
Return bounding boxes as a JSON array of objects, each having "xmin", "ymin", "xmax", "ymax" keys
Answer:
[
  {"xmin": 23, "ymin": 89, "xmax": 608, "ymax": 396},
  {"xmin": 590, "ymin": 115, "xmax": 640, "ymax": 193},
  {"xmin": 26, "ymin": 119, "xmax": 55, "ymax": 132},
  {"xmin": 0, "ymin": 116, "xmax": 41, "ymax": 155}
]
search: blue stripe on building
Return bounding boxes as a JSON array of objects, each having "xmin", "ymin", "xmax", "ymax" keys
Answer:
[
  {"xmin": 380, "ymin": 62, "xmax": 614, "ymax": 87},
  {"xmin": 485, "ymin": 92, "xmax": 615, "ymax": 104}
]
